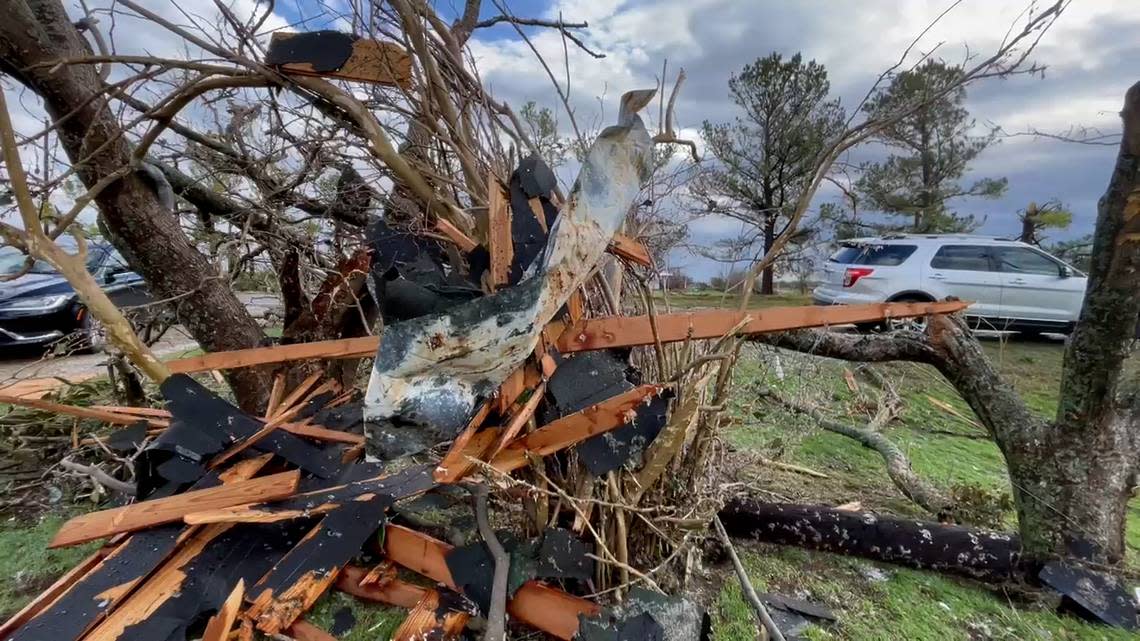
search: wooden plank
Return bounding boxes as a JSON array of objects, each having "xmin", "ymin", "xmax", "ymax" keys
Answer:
[
  {"xmin": 392, "ymin": 590, "xmax": 470, "ymax": 641},
  {"xmin": 49, "ymin": 470, "xmax": 300, "ymax": 548},
  {"xmin": 557, "ymin": 300, "xmax": 973, "ymax": 352},
  {"xmin": 433, "ymin": 402, "xmax": 492, "ymax": 483},
  {"xmin": 489, "ymin": 385, "xmax": 664, "ymax": 474},
  {"xmin": 487, "ymin": 382, "xmax": 546, "ymax": 459},
  {"xmin": 335, "ymin": 565, "xmax": 426, "ymax": 609},
  {"xmin": 0, "ymin": 395, "xmax": 165, "ymax": 427},
  {"xmin": 268, "ymin": 33, "xmax": 411, "ymax": 87},
  {"xmin": 165, "ymin": 338, "xmax": 376, "ymax": 375},
  {"xmin": 183, "ymin": 464, "xmax": 434, "ymax": 526},
  {"xmin": 431, "ymin": 428, "xmax": 499, "ymax": 484},
  {"xmin": 278, "ymin": 422, "xmax": 365, "ymax": 445},
  {"xmin": 607, "ymin": 233, "xmax": 652, "ymax": 266},
  {"xmin": 382, "ymin": 525, "xmax": 598, "ymax": 640},
  {"xmin": 495, "ymin": 367, "xmax": 525, "ymax": 415},
  {"xmin": 201, "ymin": 579, "xmax": 244, "ymax": 641},
  {"xmin": 80, "ymin": 523, "xmax": 234, "ymax": 641},
  {"xmin": 487, "ymin": 175, "xmax": 512, "ymax": 289},
  {"xmin": 265, "ymin": 373, "xmax": 287, "ymax": 418},
  {"xmin": 434, "ymin": 218, "xmax": 479, "ymax": 253}
]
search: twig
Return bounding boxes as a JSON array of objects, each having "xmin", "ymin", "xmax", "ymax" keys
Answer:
[
  {"xmin": 58, "ymin": 459, "xmax": 136, "ymax": 496},
  {"xmin": 759, "ymin": 458, "xmax": 829, "ymax": 479},
  {"xmin": 471, "ymin": 484, "xmax": 508, "ymax": 641},
  {"xmin": 712, "ymin": 516, "xmax": 785, "ymax": 641}
]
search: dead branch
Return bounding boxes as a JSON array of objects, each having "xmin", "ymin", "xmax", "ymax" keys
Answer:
[
  {"xmin": 58, "ymin": 459, "xmax": 136, "ymax": 496},
  {"xmin": 472, "ymin": 484, "xmax": 508, "ymax": 641},
  {"xmin": 712, "ymin": 515, "xmax": 786, "ymax": 641},
  {"xmin": 760, "ymin": 387, "xmax": 954, "ymax": 518}
]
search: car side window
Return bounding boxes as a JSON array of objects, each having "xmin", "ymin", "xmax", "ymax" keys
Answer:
[
  {"xmin": 930, "ymin": 245, "xmax": 994, "ymax": 271},
  {"xmin": 104, "ymin": 249, "xmax": 130, "ymax": 274},
  {"xmin": 994, "ymin": 247, "xmax": 1060, "ymax": 276}
]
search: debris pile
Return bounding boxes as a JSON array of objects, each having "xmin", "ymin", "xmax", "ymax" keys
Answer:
[{"xmin": 0, "ymin": 37, "xmax": 970, "ymax": 640}]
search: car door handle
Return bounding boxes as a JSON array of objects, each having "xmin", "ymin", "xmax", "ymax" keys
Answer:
[
  {"xmin": 1010, "ymin": 278, "xmax": 1027, "ymax": 285},
  {"xmin": 928, "ymin": 273, "xmax": 945, "ymax": 280}
]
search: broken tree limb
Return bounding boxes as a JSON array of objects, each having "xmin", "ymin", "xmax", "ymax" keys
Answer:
[
  {"xmin": 761, "ymin": 390, "xmax": 953, "ymax": 517},
  {"xmin": 718, "ymin": 500, "xmax": 1021, "ymax": 581},
  {"xmin": 712, "ymin": 516, "xmax": 785, "ymax": 641}
]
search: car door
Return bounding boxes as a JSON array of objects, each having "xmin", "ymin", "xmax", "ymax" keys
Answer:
[
  {"xmin": 925, "ymin": 245, "xmax": 1002, "ymax": 322},
  {"xmin": 992, "ymin": 246, "xmax": 1086, "ymax": 323}
]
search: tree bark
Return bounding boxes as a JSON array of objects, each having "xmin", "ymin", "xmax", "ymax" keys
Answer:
[
  {"xmin": 1034, "ymin": 81, "xmax": 1140, "ymax": 564},
  {"xmin": 0, "ymin": 0, "xmax": 272, "ymax": 410}
]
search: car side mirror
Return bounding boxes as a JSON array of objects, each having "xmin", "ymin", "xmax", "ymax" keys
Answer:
[{"xmin": 1058, "ymin": 265, "xmax": 1071, "ymax": 279}]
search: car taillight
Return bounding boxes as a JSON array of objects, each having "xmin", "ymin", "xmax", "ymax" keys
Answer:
[{"xmin": 843, "ymin": 267, "xmax": 874, "ymax": 288}]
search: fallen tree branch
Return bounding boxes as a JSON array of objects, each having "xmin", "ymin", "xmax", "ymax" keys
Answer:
[
  {"xmin": 761, "ymin": 388, "xmax": 953, "ymax": 518},
  {"xmin": 712, "ymin": 516, "xmax": 786, "ymax": 641},
  {"xmin": 58, "ymin": 459, "xmax": 136, "ymax": 496},
  {"xmin": 719, "ymin": 500, "xmax": 1021, "ymax": 581},
  {"xmin": 472, "ymin": 485, "xmax": 509, "ymax": 641}
]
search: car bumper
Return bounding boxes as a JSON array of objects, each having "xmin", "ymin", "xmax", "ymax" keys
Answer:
[
  {"xmin": 0, "ymin": 308, "xmax": 77, "ymax": 347},
  {"xmin": 811, "ymin": 286, "xmax": 882, "ymax": 306}
]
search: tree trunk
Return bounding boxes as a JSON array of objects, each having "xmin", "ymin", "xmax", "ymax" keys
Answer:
[
  {"xmin": 0, "ymin": 0, "xmax": 272, "ymax": 410},
  {"xmin": 1026, "ymin": 81, "xmax": 1140, "ymax": 564},
  {"xmin": 761, "ymin": 215, "xmax": 776, "ymax": 295}
]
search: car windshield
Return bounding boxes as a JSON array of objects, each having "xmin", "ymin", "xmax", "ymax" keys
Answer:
[
  {"xmin": 829, "ymin": 243, "xmax": 917, "ymax": 266},
  {"xmin": 0, "ymin": 247, "xmax": 105, "ymax": 276}
]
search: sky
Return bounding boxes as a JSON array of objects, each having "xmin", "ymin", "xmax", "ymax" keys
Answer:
[{"xmin": 4, "ymin": 0, "xmax": 1137, "ymax": 283}]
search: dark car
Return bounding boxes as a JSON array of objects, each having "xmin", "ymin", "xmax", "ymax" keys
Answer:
[{"xmin": 0, "ymin": 243, "xmax": 150, "ymax": 351}]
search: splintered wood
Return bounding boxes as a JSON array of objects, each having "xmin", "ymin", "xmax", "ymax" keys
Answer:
[{"xmin": 0, "ymin": 184, "xmax": 974, "ymax": 641}]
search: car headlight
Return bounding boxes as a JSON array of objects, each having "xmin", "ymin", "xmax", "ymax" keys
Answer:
[{"xmin": 0, "ymin": 294, "xmax": 72, "ymax": 312}]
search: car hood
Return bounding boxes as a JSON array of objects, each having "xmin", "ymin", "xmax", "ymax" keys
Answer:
[{"xmin": 0, "ymin": 273, "xmax": 75, "ymax": 303}]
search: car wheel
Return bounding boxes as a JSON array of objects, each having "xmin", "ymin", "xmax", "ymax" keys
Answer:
[
  {"xmin": 884, "ymin": 296, "xmax": 933, "ymax": 333},
  {"xmin": 79, "ymin": 310, "xmax": 108, "ymax": 353}
]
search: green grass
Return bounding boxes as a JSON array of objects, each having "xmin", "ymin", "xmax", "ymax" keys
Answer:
[
  {"xmin": 0, "ymin": 513, "xmax": 101, "ymax": 618},
  {"xmin": 717, "ymin": 334, "xmax": 1140, "ymax": 639},
  {"xmin": 712, "ymin": 545, "xmax": 1137, "ymax": 641},
  {"xmin": 304, "ymin": 590, "xmax": 405, "ymax": 640}
]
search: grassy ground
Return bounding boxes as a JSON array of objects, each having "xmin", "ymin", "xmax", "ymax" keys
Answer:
[
  {"xmin": 711, "ymin": 306, "xmax": 1138, "ymax": 639},
  {"xmin": 0, "ymin": 512, "xmax": 100, "ymax": 619}
]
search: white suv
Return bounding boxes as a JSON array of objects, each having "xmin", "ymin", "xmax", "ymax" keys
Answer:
[{"xmin": 813, "ymin": 234, "xmax": 1087, "ymax": 335}]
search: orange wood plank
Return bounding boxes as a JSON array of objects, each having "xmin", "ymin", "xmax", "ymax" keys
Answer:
[
  {"xmin": 432, "ymin": 428, "xmax": 499, "ymax": 484},
  {"xmin": 336, "ymin": 565, "xmax": 427, "ymax": 609},
  {"xmin": 434, "ymin": 218, "xmax": 479, "ymax": 253},
  {"xmin": 495, "ymin": 367, "xmax": 525, "ymax": 415},
  {"xmin": 607, "ymin": 233, "xmax": 651, "ymax": 266},
  {"xmin": 0, "ymin": 395, "xmax": 166, "ymax": 427},
  {"xmin": 201, "ymin": 579, "xmax": 244, "ymax": 641},
  {"xmin": 49, "ymin": 470, "xmax": 300, "ymax": 548},
  {"xmin": 382, "ymin": 525, "xmax": 598, "ymax": 640},
  {"xmin": 166, "ymin": 337, "xmax": 377, "ymax": 374},
  {"xmin": 487, "ymin": 382, "xmax": 546, "ymax": 460},
  {"xmin": 487, "ymin": 175, "xmax": 512, "ymax": 289},
  {"xmin": 81, "ymin": 523, "xmax": 234, "ymax": 641},
  {"xmin": 278, "ymin": 422, "xmax": 365, "ymax": 445},
  {"xmin": 433, "ymin": 402, "xmax": 492, "ymax": 483},
  {"xmin": 557, "ymin": 300, "xmax": 972, "ymax": 352},
  {"xmin": 392, "ymin": 590, "xmax": 469, "ymax": 641},
  {"xmin": 489, "ymin": 385, "xmax": 664, "ymax": 474}
]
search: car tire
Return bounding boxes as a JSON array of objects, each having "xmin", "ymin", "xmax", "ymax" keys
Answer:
[
  {"xmin": 859, "ymin": 296, "xmax": 933, "ymax": 333},
  {"xmin": 78, "ymin": 310, "xmax": 108, "ymax": 354}
]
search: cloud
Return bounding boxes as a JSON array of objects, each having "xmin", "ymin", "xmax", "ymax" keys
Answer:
[{"xmin": 462, "ymin": 0, "xmax": 1137, "ymax": 280}]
